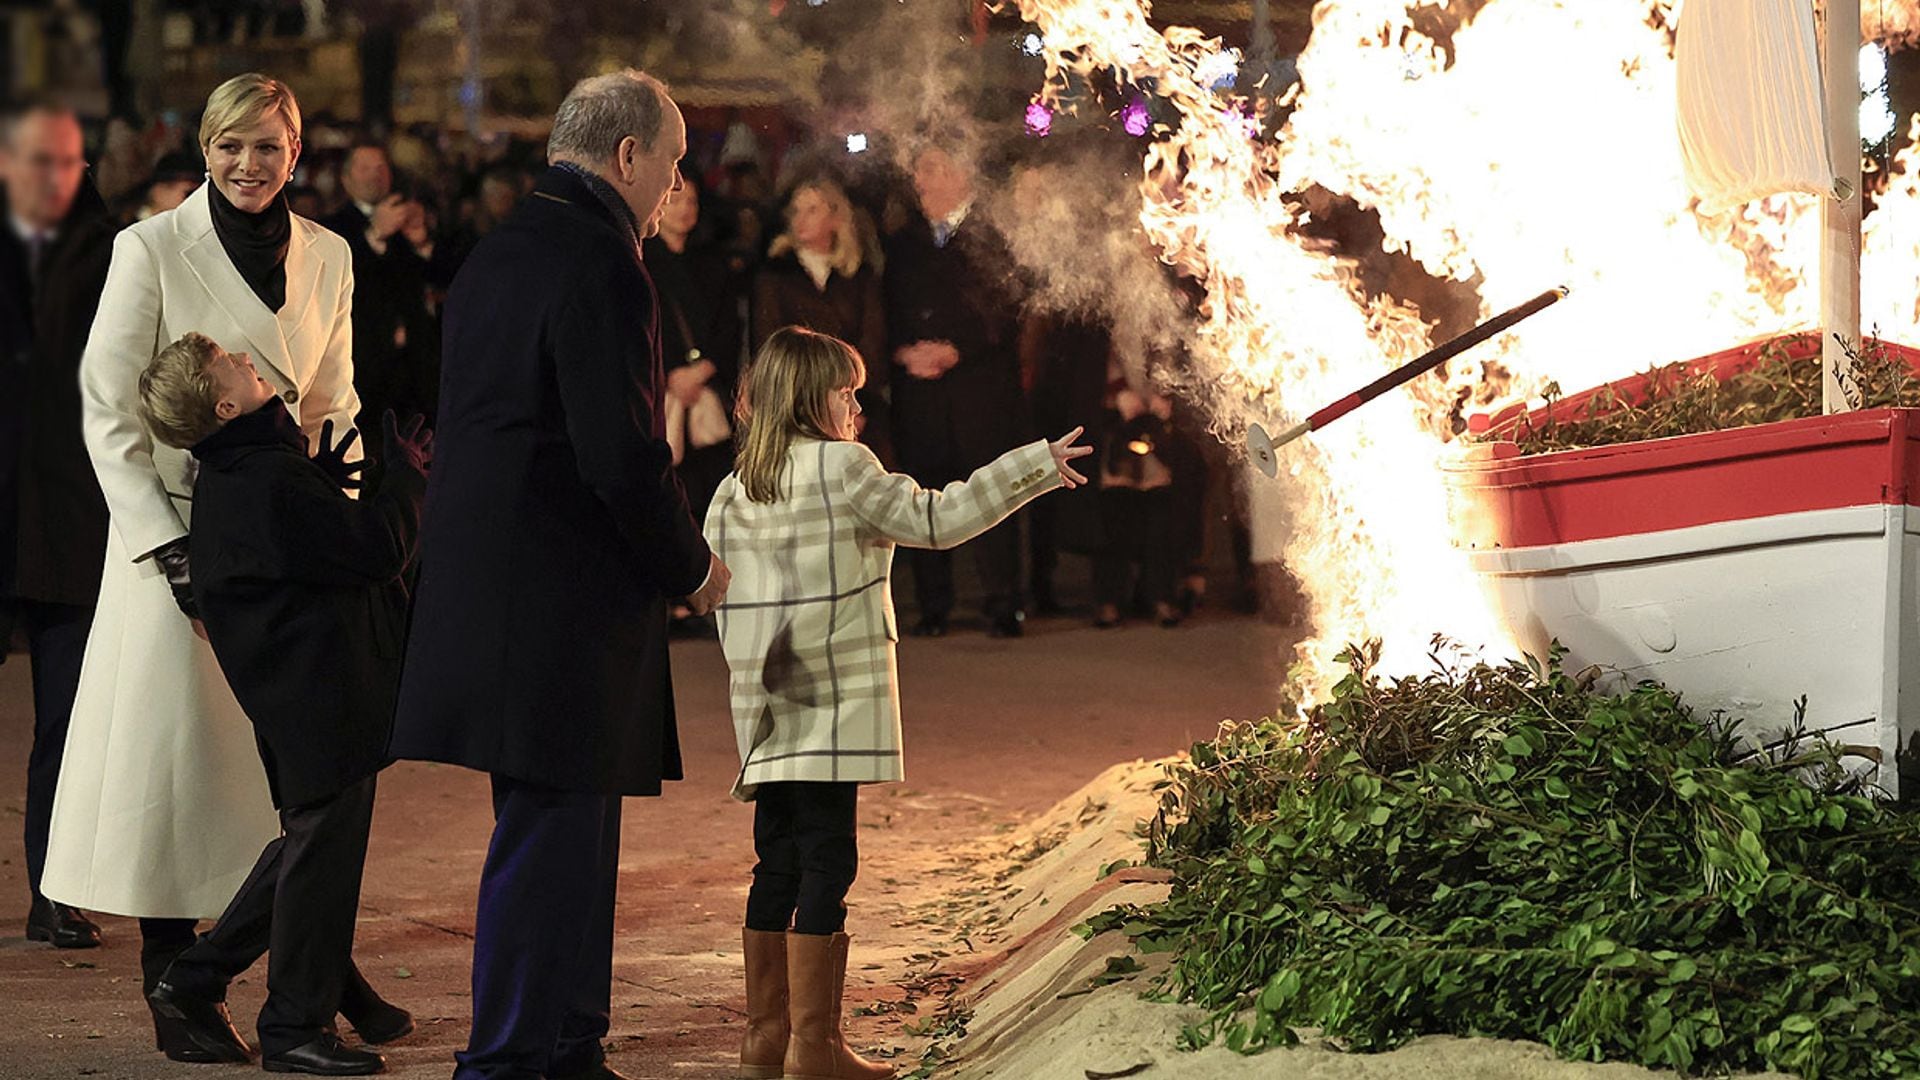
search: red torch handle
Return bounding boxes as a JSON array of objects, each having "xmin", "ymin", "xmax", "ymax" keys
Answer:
[{"xmin": 1303, "ymin": 286, "xmax": 1569, "ymax": 432}]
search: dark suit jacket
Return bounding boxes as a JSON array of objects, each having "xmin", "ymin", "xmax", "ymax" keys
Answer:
[
  {"xmin": 0, "ymin": 201, "xmax": 27, "ymax": 610},
  {"xmin": 188, "ymin": 401, "xmax": 425, "ymax": 809},
  {"xmin": 882, "ymin": 213, "xmax": 1025, "ymax": 471},
  {"xmin": 2, "ymin": 181, "xmax": 114, "ymax": 608},
  {"xmin": 751, "ymin": 253, "xmax": 887, "ymax": 383},
  {"xmin": 391, "ymin": 166, "xmax": 709, "ymax": 796},
  {"xmin": 319, "ymin": 202, "xmax": 439, "ymax": 428}
]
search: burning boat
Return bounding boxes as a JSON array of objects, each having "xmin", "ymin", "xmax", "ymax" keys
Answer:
[{"xmin": 1445, "ymin": 333, "xmax": 1920, "ymax": 792}]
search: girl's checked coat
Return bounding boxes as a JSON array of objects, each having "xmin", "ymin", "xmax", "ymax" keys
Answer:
[{"xmin": 706, "ymin": 436, "xmax": 1060, "ymax": 800}]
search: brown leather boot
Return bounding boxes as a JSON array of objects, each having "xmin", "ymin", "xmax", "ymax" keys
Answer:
[
  {"xmin": 783, "ymin": 932, "xmax": 894, "ymax": 1080},
  {"xmin": 737, "ymin": 928, "xmax": 788, "ymax": 1079}
]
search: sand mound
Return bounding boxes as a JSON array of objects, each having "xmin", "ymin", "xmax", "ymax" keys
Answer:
[{"xmin": 922, "ymin": 759, "xmax": 1793, "ymax": 1080}]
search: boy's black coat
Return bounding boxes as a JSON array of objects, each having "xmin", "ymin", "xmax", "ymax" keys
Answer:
[{"xmin": 188, "ymin": 402, "xmax": 426, "ymax": 808}]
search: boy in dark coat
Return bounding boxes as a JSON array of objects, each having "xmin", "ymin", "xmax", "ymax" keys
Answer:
[{"xmin": 131, "ymin": 331, "xmax": 431, "ymax": 1076}]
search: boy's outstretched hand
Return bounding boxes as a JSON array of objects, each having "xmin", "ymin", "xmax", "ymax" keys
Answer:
[
  {"xmin": 312, "ymin": 419, "xmax": 364, "ymax": 491},
  {"xmin": 1050, "ymin": 426, "xmax": 1094, "ymax": 489},
  {"xmin": 382, "ymin": 411, "xmax": 434, "ymax": 474}
]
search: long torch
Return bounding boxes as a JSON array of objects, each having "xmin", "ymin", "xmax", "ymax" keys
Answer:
[{"xmin": 1246, "ymin": 286, "xmax": 1570, "ymax": 477}]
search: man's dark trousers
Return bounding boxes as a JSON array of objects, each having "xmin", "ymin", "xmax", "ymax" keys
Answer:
[
  {"xmin": 453, "ymin": 775, "xmax": 621, "ymax": 1080},
  {"xmin": 165, "ymin": 776, "xmax": 379, "ymax": 1055},
  {"xmin": 21, "ymin": 600, "xmax": 90, "ymax": 896}
]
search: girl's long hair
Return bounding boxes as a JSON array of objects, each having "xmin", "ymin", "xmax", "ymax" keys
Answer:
[{"xmin": 734, "ymin": 326, "xmax": 867, "ymax": 503}]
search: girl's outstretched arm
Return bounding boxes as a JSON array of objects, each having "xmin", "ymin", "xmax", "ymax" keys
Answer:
[{"xmin": 839, "ymin": 429, "xmax": 1091, "ymax": 551}]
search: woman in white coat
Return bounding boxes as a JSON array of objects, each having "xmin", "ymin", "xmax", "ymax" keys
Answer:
[{"xmin": 40, "ymin": 74, "xmax": 396, "ymax": 1061}]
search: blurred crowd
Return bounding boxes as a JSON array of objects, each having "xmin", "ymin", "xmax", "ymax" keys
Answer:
[{"xmin": 25, "ymin": 102, "xmax": 1263, "ymax": 639}]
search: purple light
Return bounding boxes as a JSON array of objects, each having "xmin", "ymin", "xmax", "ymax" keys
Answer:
[
  {"xmin": 1227, "ymin": 104, "xmax": 1261, "ymax": 139},
  {"xmin": 1025, "ymin": 101, "xmax": 1053, "ymax": 137},
  {"xmin": 1121, "ymin": 96, "xmax": 1150, "ymax": 136}
]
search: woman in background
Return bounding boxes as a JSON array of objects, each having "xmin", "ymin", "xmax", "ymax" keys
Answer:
[{"xmin": 751, "ymin": 177, "xmax": 888, "ymax": 455}]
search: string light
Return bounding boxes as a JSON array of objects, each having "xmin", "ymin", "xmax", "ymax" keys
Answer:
[{"xmin": 1024, "ymin": 101, "xmax": 1054, "ymax": 137}]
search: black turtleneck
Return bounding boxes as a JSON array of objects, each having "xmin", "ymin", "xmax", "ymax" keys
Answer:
[
  {"xmin": 208, "ymin": 181, "xmax": 292, "ymax": 312},
  {"xmin": 191, "ymin": 398, "xmax": 305, "ymax": 465}
]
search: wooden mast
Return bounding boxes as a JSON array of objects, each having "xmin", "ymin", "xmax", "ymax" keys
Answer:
[{"xmin": 1822, "ymin": 0, "xmax": 1863, "ymax": 413}]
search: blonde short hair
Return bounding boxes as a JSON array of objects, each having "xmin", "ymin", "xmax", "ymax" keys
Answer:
[
  {"xmin": 199, "ymin": 73, "xmax": 302, "ymax": 152},
  {"xmin": 733, "ymin": 327, "xmax": 866, "ymax": 504},
  {"xmin": 138, "ymin": 333, "xmax": 225, "ymax": 449}
]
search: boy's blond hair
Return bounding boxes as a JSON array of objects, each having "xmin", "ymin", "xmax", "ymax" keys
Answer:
[
  {"xmin": 199, "ymin": 73, "xmax": 302, "ymax": 154},
  {"xmin": 734, "ymin": 327, "xmax": 865, "ymax": 504},
  {"xmin": 138, "ymin": 333, "xmax": 225, "ymax": 449}
]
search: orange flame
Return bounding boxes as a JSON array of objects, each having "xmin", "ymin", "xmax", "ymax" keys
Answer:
[{"xmin": 1015, "ymin": 0, "xmax": 1920, "ymax": 695}]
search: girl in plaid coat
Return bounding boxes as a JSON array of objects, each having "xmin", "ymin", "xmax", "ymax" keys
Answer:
[{"xmin": 706, "ymin": 327, "xmax": 1090, "ymax": 1079}]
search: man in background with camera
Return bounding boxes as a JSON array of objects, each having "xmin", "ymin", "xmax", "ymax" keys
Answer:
[{"xmin": 322, "ymin": 140, "xmax": 440, "ymax": 430}]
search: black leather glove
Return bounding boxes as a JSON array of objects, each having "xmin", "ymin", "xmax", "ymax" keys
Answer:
[
  {"xmin": 380, "ymin": 411, "xmax": 434, "ymax": 474},
  {"xmin": 151, "ymin": 537, "xmax": 199, "ymax": 620},
  {"xmin": 311, "ymin": 419, "xmax": 365, "ymax": 491}
]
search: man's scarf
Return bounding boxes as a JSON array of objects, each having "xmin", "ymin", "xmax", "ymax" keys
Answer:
[{"xmin": 554, "ymin": 160, "xmax": 642, "ymax": 254}]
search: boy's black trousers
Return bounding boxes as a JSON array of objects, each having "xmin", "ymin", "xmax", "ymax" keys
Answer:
[{"xmin": 165, "ymin": 776, "xmax": 379, "ymax": 1056}]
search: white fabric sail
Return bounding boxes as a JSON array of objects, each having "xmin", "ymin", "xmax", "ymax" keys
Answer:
[{"xmin": 1676, "ymin": 0, "xmax": 1836, "ymax": 211}]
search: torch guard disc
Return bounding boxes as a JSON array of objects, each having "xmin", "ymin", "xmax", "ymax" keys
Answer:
[{"xmin": 1246, "ymin": 421, "xmax": 1279, "ymax": 479}]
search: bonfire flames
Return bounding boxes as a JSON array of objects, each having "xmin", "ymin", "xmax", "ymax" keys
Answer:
[{"xmin": 1014, "ymin": 0, "xmax": 1920, "ymax": 695}]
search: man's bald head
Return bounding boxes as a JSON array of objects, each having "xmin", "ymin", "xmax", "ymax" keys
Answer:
[{"xmin": 2, "ymin": 103, "xmax": 87, "ymax": 231}]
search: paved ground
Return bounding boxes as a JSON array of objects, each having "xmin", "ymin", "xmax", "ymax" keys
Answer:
[{"xmin": 0, "ymin": 594, "xmax": 1290, "ymax": 1080}]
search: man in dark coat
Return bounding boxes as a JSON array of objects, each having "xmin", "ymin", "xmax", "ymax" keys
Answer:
[
  {"xmin": 319, "ymin": 140, "xmax": 439, "ymax": 429},
  {"xmin": 130, "ymin": 333, "xmax": 428, "ymax": 1074},
  {"xmin": 391, "ymin": 70, "xmax": 728, "ymax": 1080},
  {"xmin": 884, "ymin": 141, "xmax": 1029, "ymax": 637},
  {"xmin": 1, "ymin": 100, "xmax": 113, "ymax": 949}
]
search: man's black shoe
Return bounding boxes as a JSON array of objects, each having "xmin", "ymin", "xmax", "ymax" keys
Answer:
[
  {"xmin": 148, "ymin": 980, "xmax": 253, "ymax": 1063},
  {"xmin": 25, "ymin": 895, "xmax": 102, "ymax": 949},
  {"xmin": 909, "ymin": 616, "xmax": 948, "ymax": 638},
  {"xmin": 262, "ymin": 1034, "xmax": 385, "ymax": 1075},
  {"xmin": 988, "ymin": 612, "xmax": 1026, "ymax": 639}
]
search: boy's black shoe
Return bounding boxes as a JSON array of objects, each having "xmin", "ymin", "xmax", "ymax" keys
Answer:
[
  {"xmin": 25, "ymin": 895, "xmax": 102, "ymax": 949},
  {"xmin": 909, "ymin": 616, "xmax": 948, "ymax": 638},
  {"xmin": 339, "ymin": 973, "xmax": 413, "ymax": 1045},
  {"xmin": 262, "ymin": 1033, "xmax": 385, "ymax": 1075},
  {"xmin": 988, "ymin": 612, "xmax": 1026, "ymax": 639},
  {"xmin": 148, "ymin": 980, "xmax": 254, "ymax": 1063}
]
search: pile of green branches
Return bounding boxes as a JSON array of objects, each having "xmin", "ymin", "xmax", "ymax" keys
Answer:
[
  {"xmin": 1088, "ymin": 643, "xmax": 1920, "ymax": 1077},
  {"xmin": 1508, "ymin": 334, "xmax": 1920, "ymax": 454}
]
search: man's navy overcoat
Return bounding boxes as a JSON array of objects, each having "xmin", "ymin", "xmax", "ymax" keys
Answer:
[{"xmin": 391, "ymin": 167, "xmax": 711, "ymax": 795}]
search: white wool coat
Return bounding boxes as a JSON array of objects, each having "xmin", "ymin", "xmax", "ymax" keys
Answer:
[{"xmin": 42, "ymin": 185, "xmax": 360, "ymax": 917}]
